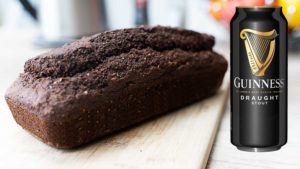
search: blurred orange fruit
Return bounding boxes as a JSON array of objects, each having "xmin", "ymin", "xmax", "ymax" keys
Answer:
[{"xmin": 278, "ymin": 0, "xmax": 300, "ymax": 29}]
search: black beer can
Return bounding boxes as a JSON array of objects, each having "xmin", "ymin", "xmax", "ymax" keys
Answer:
[{"xmin": 230, "ymin": 7, "xmax": 287, "ymax": 152}]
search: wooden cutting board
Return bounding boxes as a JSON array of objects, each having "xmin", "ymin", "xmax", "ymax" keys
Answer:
[{"xmin": 0, "ymin": 31, "xmax": 229, "ymax": 169}]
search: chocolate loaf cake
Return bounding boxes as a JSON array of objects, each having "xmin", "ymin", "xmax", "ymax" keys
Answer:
[{"xmin": 5, "ymin": 26, "xmax": 227, "ymax": 149}]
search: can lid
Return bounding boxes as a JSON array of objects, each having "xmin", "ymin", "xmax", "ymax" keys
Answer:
[
  {"xmin": 236, "ymin": 6, "xmax": 282, "ymax": 12},
  {"xmin": 236, "ymin": 6, "xmax": 281, "ymax": 9}
]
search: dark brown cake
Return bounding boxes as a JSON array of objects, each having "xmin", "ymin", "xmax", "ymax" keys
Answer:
[{"xmin": 5, "ymin": 26, "xmax": 227, "ymax": 149}]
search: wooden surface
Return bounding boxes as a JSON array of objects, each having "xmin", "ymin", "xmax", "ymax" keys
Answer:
[
  {"xmin": 0, "ymin": 30, "xmax": 229, "ymax": 169},
  {"xmin": 207, "ymin": 44, "xmax": 300, "ymax": 169}
]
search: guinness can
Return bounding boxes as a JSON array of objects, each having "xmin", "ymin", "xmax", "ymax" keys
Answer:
[{"xmin": 230, "ymin": 7, "xmax": 287, "ymax": 152}]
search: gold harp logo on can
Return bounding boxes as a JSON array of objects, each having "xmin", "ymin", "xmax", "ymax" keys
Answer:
[{"xmin": 240, "ymin": 29, "xmax": 278, "ymax": 76}]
